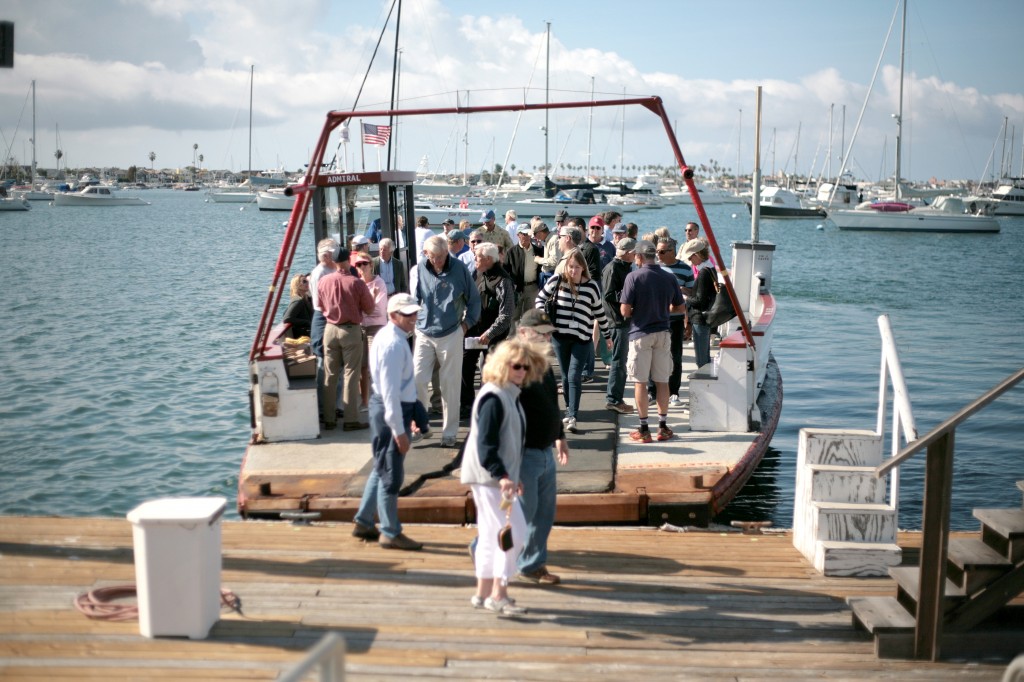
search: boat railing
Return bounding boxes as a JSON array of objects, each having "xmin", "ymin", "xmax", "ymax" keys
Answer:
[
  {"xmin": 279, "ymin": 631, "xmax": 346, "ymax": 682},
  {"xmin": 874, "ymin": 365, "xmax": 1024, "ymax": 660},
  {"xmin": 874, "ymin": 314, "xmax": 919, "ymax": 520}
]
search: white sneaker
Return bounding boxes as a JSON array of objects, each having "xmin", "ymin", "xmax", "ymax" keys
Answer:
[
  {"xmin": 566, "ymin": 417, "xmax": 578, "ymax": 433},
  {"xmin": 669, "ymin": 395, "xmax": 680, "ymax": 407},
  {"xmin": 484, "ymin": 596, "xmax": 527, "ymax": 616},
  {"xmin": 562, "ymin": 416, "xmax": 571, "ymax": 425}
]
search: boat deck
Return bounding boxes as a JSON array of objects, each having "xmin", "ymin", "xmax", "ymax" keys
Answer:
[
  {"xmin": 240, "ymin": 341, "xmax": 780, "ymax": 526},
  {"xmin": 0, "ymin": 516, "xmax": 1015, "ymax": 680}
]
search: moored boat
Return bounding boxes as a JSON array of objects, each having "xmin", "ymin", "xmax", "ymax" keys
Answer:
[
  {"xmin": 238, "ymin": 95, "xmax": 781, "ymax": 527},
  {"xmin": 830, "ymin": 195, "xmax": 1000, "ymax": 233},
  {"xmin": 748, "ymin": 186, "xmax": 827, "ymax": 218},
  {"xmin": 52, "ymin": 185, "xmax": 149, "ymax": 206},
  {"xmin": 255, "ymin": 187, "xmax": 296, "ymax": 211}
]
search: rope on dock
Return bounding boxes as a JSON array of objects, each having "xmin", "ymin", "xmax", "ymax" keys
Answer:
[{"xmin": 73, "ymin": 585, "xmax": 242, "ymax": 620}]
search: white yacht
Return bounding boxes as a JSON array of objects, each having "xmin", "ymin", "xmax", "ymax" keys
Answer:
[{"xmin": 53, "ymin": 185, "xmax": 149, "ymax": 206}]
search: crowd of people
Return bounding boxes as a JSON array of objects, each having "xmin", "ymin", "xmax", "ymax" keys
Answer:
[{"xmin": 282, "ymin": 209, "xmax": 726, "ymax": 616}]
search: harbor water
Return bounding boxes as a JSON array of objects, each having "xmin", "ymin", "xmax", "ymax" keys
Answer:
[{"xmin": 1, "ymin": 190, "xmax": 1021, "ymax": 529}]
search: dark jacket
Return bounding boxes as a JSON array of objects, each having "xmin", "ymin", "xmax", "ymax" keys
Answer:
[
  {"xmin": 283, "ymin": 295, "xmax": 314, "ymax": 338},
  {"xmin": 520, "ymin": 367, "xmax": 564, "ymax": 449},
  {"xmin": 579, "ymin": 240, "xmax": 602, "ymax": 283},
  {"xmin": 601, "ymin": 257, "xmax": 632, "ymax": 327},
  {"xmin": 505, "ymin": 242, "xmax": 543, "ymax": 293},
  {"xmin": 372, "ymin": 255, "xmax": 408, "ymax": 295},
  {"xmin": 687, "ymin": 266, "xmax": 717, "ymax": 326}
]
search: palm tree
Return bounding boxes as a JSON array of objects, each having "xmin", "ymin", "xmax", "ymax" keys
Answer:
[{"xmin": 148, "ymin": 151, "xmax": 156, "ymax": 170}]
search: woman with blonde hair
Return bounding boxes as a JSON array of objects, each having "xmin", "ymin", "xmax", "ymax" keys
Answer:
[
  {"xmin": 283, "ymin": 273, "xmax": 313, "ymax": 339},
  {"xmin": 534, "ymin": 248, "xmax": 611, "ymax": 433},
  {"xmin": 461, "ymin": 338, "xmax": 548, "ymax": 616}
]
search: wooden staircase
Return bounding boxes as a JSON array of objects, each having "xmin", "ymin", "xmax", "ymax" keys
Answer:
[
  {"xmin": 848, "ymin": 492, "xmax": 1024, "ymax": 659},
  {"xmin": 792, "ymin": 428, "xmax": 902, "ymax": 576}
]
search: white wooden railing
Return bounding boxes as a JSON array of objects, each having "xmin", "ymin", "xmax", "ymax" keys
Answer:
[
  {"xmin": 875, "ymin": 314, "xmax": 918, "ymax": 523},
  {"xmin": 279, "ymin": 632, "xmax": 346, "ymax": 682}
]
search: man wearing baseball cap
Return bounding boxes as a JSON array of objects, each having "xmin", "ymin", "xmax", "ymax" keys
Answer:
[
  {"xmin": 619, "ymin": 240, "xmax": 684, "ymax": 443},
  {"xmin": 477, "ymin": 209, "xmax": 513, "ymax": 253},
  {"xmin": 352, "ymin": 292, "xmax": 427, "ymax": 550}
]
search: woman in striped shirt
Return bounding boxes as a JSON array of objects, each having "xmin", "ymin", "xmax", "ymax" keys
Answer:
[{"xmin": 535, "ymin": 248, "xmax": 612, "ymax": 433}]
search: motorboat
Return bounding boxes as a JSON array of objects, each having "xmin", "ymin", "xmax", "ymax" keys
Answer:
[
  {"xmin": 748, "ymin": 186, "xmax": 826, "ymax": 219},
  {"xmin": 982, "ymin": 179, "xmax": 1024, "ymax": 217},
  {"xmin": 830, "ymin": 196, "xmax": 999, "ymax": 233},
  {"xmin": 52, "ymin": 185, "xmax": 149, "ymax": 206},
  {"xmin": 256, "ymin": 188, "xmax": 296, "ymax": 211},
  {"xmin": 207, "ymin": 182, "xmax": 258, "ymax": 203}
]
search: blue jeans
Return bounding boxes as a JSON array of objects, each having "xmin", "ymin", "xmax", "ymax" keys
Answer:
[
  {"xmin": 605, "ymin": 323, "xmax": 629, "ymax": 405},
  {"xmin": 353, "ymin": 394, "xmax": 407, "ymax": 539},
  {"xmin": 582, "ymin": 338, "xmax": 595, "ymax": 377},
  {"xmin": 518, "ymin": 446, "xmax": 557, "ymax": 574},
  {"xmin": 552, "ymin": 333, "xmax": 588, "ymax": 419},
  {"xmin": 310, "ymin": 310, "xmax": 326, "ymax": 358},
  {"xmin": 693, "ymin": 322, "xmax": 712, "ymax": 369}
]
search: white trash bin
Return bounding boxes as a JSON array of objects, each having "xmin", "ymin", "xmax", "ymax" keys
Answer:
[{"xmin": 127, "ymin": 496, "xmax": 227, "ymax": 639}]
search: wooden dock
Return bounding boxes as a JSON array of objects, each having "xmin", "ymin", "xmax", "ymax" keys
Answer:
[{"xmin": 0, "ymin": 516, "xmax": 1017, "ymax": 680}]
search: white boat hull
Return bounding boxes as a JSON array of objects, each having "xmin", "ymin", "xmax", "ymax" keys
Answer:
[
  {"xmin": 208, "ymin": 191, "xmax": 257, "ymax": 203},
  {"xmin": 0, "ymin": 197, "xmax": 31, "ymax": 211},
  {"xmin": 256, "ymin": 191, "xmax": 295, "ymax": 211},
  {"xmin": 52, "ymin": 188, "xmax": 148, "ymax": 206},
  {"xmin": 829, "ymin": 209, "xmax": 1000, "ymax": 233}
]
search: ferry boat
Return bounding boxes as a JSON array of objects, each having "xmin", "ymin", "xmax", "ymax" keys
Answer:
[{"xmin": 238, "ymin": 96, "xmax": 782, "ymax": 527}]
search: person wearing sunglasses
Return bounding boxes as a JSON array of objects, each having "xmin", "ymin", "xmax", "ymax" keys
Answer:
[
  {"xmin": 460, "ymin": 338, "xmax": 547, "ymax": 616},
  {"xmin": 283, "ymin": 273, "xmax": 313, "ymax": 339}
]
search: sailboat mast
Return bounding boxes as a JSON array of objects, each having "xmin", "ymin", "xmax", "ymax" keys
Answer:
[
  {"xmin": 544, "ymin": 22, "xmax": 550, "ymax": 181},
  {"xmin": 893, "ymin": 0, "xmax": 906, "ymax": 200},
  {"xmin": 30, "ymin": 80, "xmax": 36, "ymax": 185},
  {"xmin": 248, "ymin": 65, "xmax": 253, "ymax": 182},
  {"xmin": 620, "ymin": 87, "xmax": 625, "ymax": 182}
]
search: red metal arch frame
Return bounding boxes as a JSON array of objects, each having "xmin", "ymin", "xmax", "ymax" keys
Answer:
[{"xmin": 249, "ymin": 97, "xmax": 754, "ymax": 362}]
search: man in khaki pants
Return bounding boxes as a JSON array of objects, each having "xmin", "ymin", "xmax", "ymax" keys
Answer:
[{"xmin": 318, "ymin": 247, "xmax": 375, "ymax": 431}]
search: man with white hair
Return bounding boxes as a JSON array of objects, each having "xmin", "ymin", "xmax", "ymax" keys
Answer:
[
  {"xmin": 371, "ymin": 237, "xmax": 407, "ymax": 296},
  {"xmin": 309, "ymin": 238, "xmax": 339, "ymax": 359},
  {"xmin": 413, "ymin": 235, "xmax": 481, "ymax": 448},
  {"xmin": 351, "ymin": 292, "xmax": 426, "ymax": 551},
  {"xmin": 504, "ymin": 209, "xmax": 519, "ymax": 241}
]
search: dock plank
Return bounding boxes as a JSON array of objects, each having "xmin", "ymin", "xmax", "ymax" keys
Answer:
[{"xmin": 0, "ymin": 517, "xmax": 1015, "ymax": 680}]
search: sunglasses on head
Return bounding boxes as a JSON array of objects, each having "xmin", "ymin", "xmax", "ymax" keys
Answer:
[{"xmin": 510, "ymin": 363, "xmax": 530, "ymax": 371}]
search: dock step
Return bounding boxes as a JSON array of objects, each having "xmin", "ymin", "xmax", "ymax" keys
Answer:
[
  {"xmin": 946, "ymin": 537, "xmax": 1013, "ymax": 593},
  {"xmin": 799, "ymin": 428, "xmax": 883, "ymax": 467},
  {"xmin": 974, "ymin": 508, "xmax": 1024, "ymax": 563},
  {"xmin": 890, "ymin": 565, "xmax": 966, "ymax": 615},
  {"xmin": 808, "ymin": 464, "xmax": 886, "ymax": 504},
  {"xmin": 812, "ymin": 501, "xmax": 897, "ymax": 543},
  {"xmin": 848, "ymin": 596, "xmax": 915, "ymax": 633},
  {"xmin": 814, "ymin": 540, "xmax": 901, "ymax": 576}
]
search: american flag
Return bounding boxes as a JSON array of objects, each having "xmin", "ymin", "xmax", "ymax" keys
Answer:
[{"xmin": 362, "ymin": 123, "xmax": 391, "ymax": 146}]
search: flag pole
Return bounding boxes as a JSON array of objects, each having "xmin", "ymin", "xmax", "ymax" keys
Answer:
[{"xmin": 360, "ymin": 118, "xmax": 366, "ymax": 172}]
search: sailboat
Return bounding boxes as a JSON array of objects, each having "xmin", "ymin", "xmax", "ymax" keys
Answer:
[
  {"xmin": 828, "ymin": 0, "xmax": 999, "ymax": 234},
  {"xmin": 208, "ymin": 65, "xmax": 260, "ymax": 204}
]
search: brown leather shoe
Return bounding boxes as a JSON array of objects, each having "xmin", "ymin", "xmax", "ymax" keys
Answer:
[
  {"xmin": 351, "ymin": 523, "xmax": 380, "ymax": 541},
  {"xmin": 379, "ymin": 533, "xmax": 423, "ymax": 551},
  {"xmin": 517, "ymin": 566, "xmax": 561, "ymax": 585},
  {"xmin": 343, "ymin": 422, "xmax": 370, "ymax": 431}
]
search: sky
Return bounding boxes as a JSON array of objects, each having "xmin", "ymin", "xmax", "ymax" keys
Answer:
[{"xmin": 2, "ymin": 0, "xmax": 1023, "ymax": 184}]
